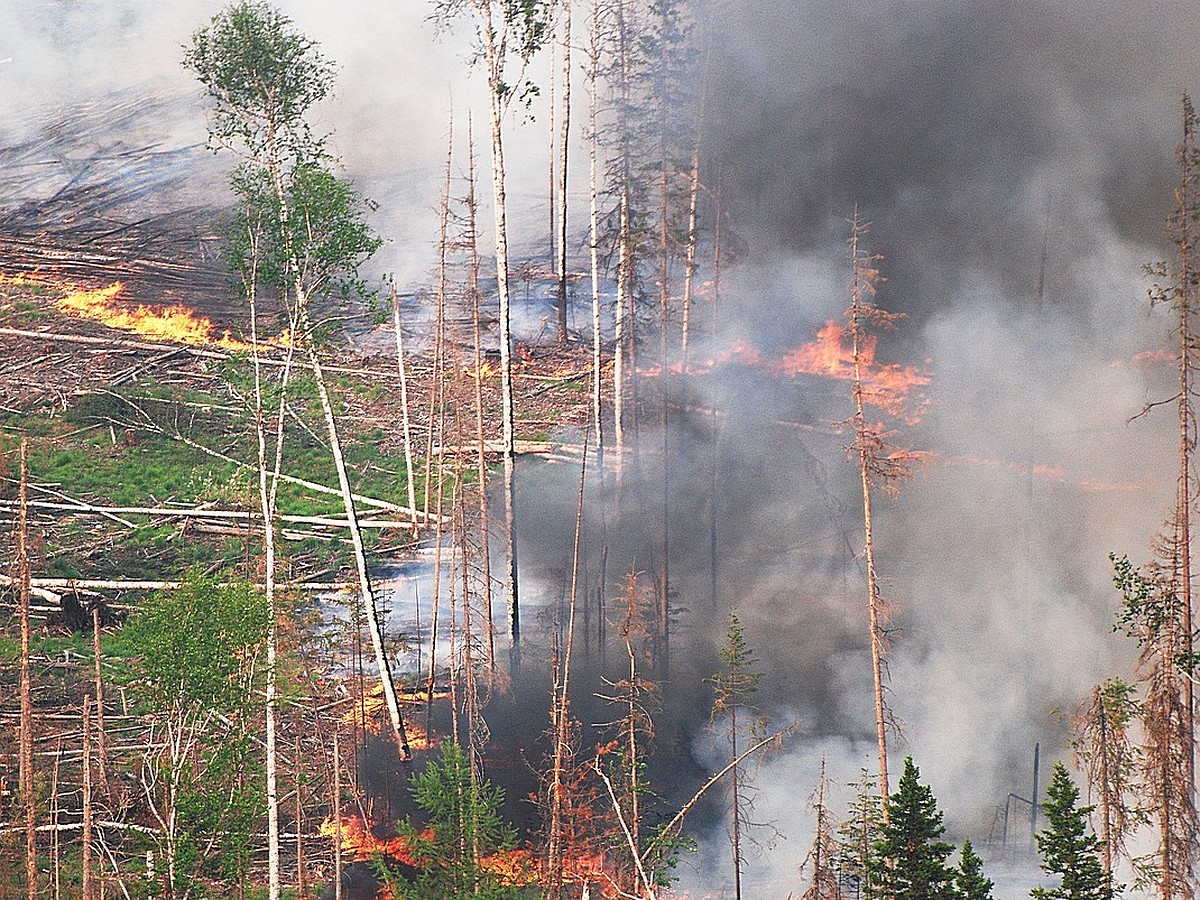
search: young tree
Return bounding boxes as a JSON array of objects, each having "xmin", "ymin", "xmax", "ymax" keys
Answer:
[
  {"xmin": 707, "ymin": 612, "xmax": 765, "ymax": 900},
  {"xmin": 875, "ymin": 756, "xmax": 958, "ymax": 900},
  {"xmin": 837, "ymin": 770, "xmax": 884, "ymax": 900},
  {"xmin": 1031, "ymin": 764, "xmax": 1115, "ymax": 900},
  {"xmin": 121, "ymin": 576, "xmax": 270, "ymax": 898},
  {"xmin": 374, "ymin": 742, "xmax": 525, "ymax": 900},
  {"xmin": 186, "ymin": 0, "xmax": 405, "ymax": 774},
  {"xmin": 957, "ymin": 838, "xmax": 995, "ymax": 900}
]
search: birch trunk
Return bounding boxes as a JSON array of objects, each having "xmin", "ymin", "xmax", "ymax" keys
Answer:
[
  {"xmin": 391, "ymin": 285, "xmax": 418, "ymax": 527},
  {"xmin": 588, "ymin": 0, "xmax": 604, "ymax": 476},
  {"xmin": 556, "ymin": 0, "xmax": 572, "ymax": 344},
  {"xmin": 465, "ymin": 121, "xmax": 497, "ymax": 670}
]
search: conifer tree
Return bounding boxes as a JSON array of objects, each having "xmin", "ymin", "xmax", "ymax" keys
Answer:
[
  {"xmin": 837, "ymin": 769, "xmax": 884, "ymax": 900},
  {"xmin": 1031, "ymin": 764, "xmax": 1114, "ymax": 900},
  {"xmin": 875, "ymin": 756, "xmax": 957, "ymax": 900},
  {"xmin": 957, "ymin": 838, "xmax": 995, "ymax": 900}
]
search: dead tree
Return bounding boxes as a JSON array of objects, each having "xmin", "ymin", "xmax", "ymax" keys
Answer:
[
  {"xmin": 802, "ymin": 758, "xmax": 841, "ymax": 900},
  {"xmin": 1073, "ymin": 679, "xmax": 1145, "ymax": 887},
  {"xmin": 431, "ymin": 0, "xmax": 552, "ymax": 653},
  {"xmin": 464, "ymin": 118, "xmax": 497, "ymax": 671},
  {"xmin": 556, "ymin": 0, "xmax": 573, "ymax": 344},
  {"xmin": 846, "ymin": 212, "xmax": 920, "ymax": 814},
  {"xmin": 18, "ymin": 439, "xmax": 37, "ymax": 900},
  {"xmin": 546, "ymin": 427, "xmax": 589, "ymax": 899}
]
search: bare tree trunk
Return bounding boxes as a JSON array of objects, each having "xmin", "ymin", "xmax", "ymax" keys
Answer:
[
  {"xmin": 548, "ymin": 428, "xmax": 589, "ymax": 898},
  {"xmin": 612, "ymin": 0, "xmax": 632, "ymax": 492},
  {"xmin": 91, "ymin": 607, "xmax": 110, "ymax": 800},
  {"xmin": 465, "ymin": 119, "xmax": 497, "ymax": 672},
  {"xmin": 18, "ymin": 439, "xmax": 37, "ymax": 900},
  {"xmin": 1176, "ymin": 102, "xmax": 1195, "ymax": 796},
  {"xmin": 848, "ymin": 216, "xmax": 890, "ymax": 812},
  {"xmin": 680, "ymin": 146, "xmax": 700, "ymax": 373},
  {"xmin": 332, "ymin": 726, "xmax": 343, "ymax": 900},
  {"xmin": 657, "ymin": 129, "xmax": 671, "ymax": 673},
  {"xmin": 556, "ymin": 0, "xmax": 573, "ymax": 344},
  {"xmin": 391, "ymin": 285, "xmax": 418, "ymax": 528},
  {"xmin": 588, "ymin": 0, "xmax": 604, "ymax": 477},
  {"xmin": 730, "ymin": 695, "xmax": 742, "ymax": 900},
  {"xmin": 83, "ymin": 697, "xmax": 94, "ymax": 900},
  {"xmin": 483, "ymin": 44, "xmax": 523, "ymax": 654},
  {"xmin": 300, "ymin": 303, "xmax": 411, "ymax": 760},
  {"xmin": 549, "ymin": 41, "xmax": 557, "ymax": 277},
  {"xmin": 295, "ymin": 735, "xmax": 305, "ymax": 897},
  {"xmin": 51, "ymin": 740, "xmax": 61, "ymax": 900}
]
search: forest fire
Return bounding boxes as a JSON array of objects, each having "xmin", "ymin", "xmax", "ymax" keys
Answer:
[
  {"xmin": 641, "ymin": 323, "xmax": 928, "ymax": 420},
  {"xmin": 57, "ymin": 280, "xmax": 252, "ymax": 349},
  {"xmin": 343, "ymin": 684, "xmax": 437, "ymax": 749},
  {"xmin": 319, "ymin": 815, "xmax": 538, "ymax": 887},
  {"xmin": 772, "ymin": 319, "xmax": 929, "ymax": 420},
  {"xmin": 1, "ymin": 270, "xmax": 253, "ymax": 348}
]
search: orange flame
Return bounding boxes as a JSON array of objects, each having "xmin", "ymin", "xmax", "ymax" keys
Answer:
[
  {"xmin": 320, "ymin": 815, "xmax": 538, "ymax": 889},
  {"xmin": 343, "ymin": 683, "xmax": 438, "ymax": 748},
  {"xmin": 773, "ymin": 320, "xmax": 929, "ymax": 421},
  {"xmin": 57, "ymin": 281, "xmax": 251, "ymax": 349}
]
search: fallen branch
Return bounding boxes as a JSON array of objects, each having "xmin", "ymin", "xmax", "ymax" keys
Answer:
[{"xmin": 640, "ymin": 725, "xmax": 793, "ymax": 862}]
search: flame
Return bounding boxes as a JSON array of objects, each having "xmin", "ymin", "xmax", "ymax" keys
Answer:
[
  {"xmin": 466, "ymin": 360, "xmax": 498, "ymax": 379},
  {"xmin": 320, "ymin": 814, "xmax": 429, "ymax": 865},
  {"xmin": 773, "ymin": 320, "xmax": 930, "ymax": 421},
  {"xmin": 636, "ymin": 325, "xmax": 928, "ymax": 421},
  {"xmin": 57, "ymin": 281, "xmax": 252, "ymax": 349},
  {"xmin": 321, "ymin": 815, "xmax": 538, "ymax": 889},
  {"xmin": 342, "ymin": 683, "xmax": 438, "ymax": 748}
]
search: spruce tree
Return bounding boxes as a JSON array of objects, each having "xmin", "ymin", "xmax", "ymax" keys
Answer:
[
  {"xmin": 875, "ymin": 756, "xmax": 958, "ymax": 900},
  {"xmin": 1031, "ymin": 763, "xmax": 1114, "ymax": 900},
  {"xmin": 957, "ymin": 838, "xmax": 995, "ymax": 900}
]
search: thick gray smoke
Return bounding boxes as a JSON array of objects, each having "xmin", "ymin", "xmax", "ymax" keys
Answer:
[{"xmin": 4, "ymin": 0, "xmax": 1200, "ymax": 897}]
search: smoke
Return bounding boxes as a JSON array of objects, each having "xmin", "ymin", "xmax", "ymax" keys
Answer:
[{"xmin": 4, "ymin": 0, "xmax": 1200, "ymax": 896}]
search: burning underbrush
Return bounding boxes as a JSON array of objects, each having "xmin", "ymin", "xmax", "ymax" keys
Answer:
[
  {"xmin": 640, "ymin": 319, "xmax": 930, "ymax": 422},
  {"xmin": 320, "ymin": 811, "xmax": 631, "ymax": 898}
]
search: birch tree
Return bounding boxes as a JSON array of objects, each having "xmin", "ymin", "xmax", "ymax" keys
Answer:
[{"xmin": 430, "ymin": 0, "xmax": 552, "ymax": 653}]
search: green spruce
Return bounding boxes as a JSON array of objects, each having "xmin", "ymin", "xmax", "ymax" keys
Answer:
[
  {"xmin": 875, "ymin": 756, "xmax": 958, "ymax": 900},
  {"xmin": 956, "ymin": 838, "xmax": 995, "ymax": 900},
  {"xmin": 1031, "ymin": 763, "xmax": 1115, "ymax": 900}
]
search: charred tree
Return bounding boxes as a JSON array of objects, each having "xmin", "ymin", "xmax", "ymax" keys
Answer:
[
  {"xmin": 802, "ymin": 759, "xmax": 840, "ymax": 900},
  {"xmin": 18, "ymin": 440, "xmax": 37, "ymax": 900},
  {"xmin": 846, "ymin": 214, "xmax": 916, "ymax": 812}
]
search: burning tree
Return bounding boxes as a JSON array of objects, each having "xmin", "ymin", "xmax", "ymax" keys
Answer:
[
  {"xmin": 373, "ymin": 742, "xmax": 526, "ymax": 900},
  {"xmin": 844, "ymin": 213, "xmax": 921, "ymax": 811}
]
